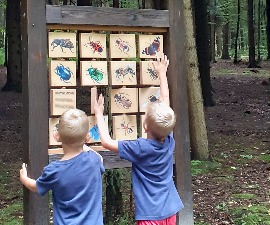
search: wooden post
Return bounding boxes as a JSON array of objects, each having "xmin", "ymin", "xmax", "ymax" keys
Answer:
[
  {"xmin": 21, "ymin": 0, "xmax": 49, "ymax": 224},
  {"xmin": 162, "ymin": 0, "xmax": 194, "ymax": 224}
]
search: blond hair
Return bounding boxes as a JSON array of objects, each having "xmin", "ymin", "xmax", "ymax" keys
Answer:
[
  {"xmin": 144, "ymin": 101, "xmax": 176, "ymax": 140},
  {"xmin": 58, "ymin": 109, "xmax": 89, "ymax": 146}
]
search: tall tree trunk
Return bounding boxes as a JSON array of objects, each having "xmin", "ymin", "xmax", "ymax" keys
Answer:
[
  {"xmin": 194, "ymin": 0, "xmax": 215, "ymax": 107},
  {"xmin": 234, "ymin": 0, "xmax": 241, "ymax": 63},
  {"xmin": 77, "ymin": 0, "xmax": 91, "ymax": 5},
  {"xmin": 266, "ymin": 0, "xmax": 270, "ymax": 59},
  {"xmin": 216, "ymin": 18, "xmax": 222, "ymax": 57},
  {"xmin": 221, "ymin": 22, "xmax": 230, "ymax": 59},
  {"xmin": 247, "ymin": 0, "xmax": 257, "ymax": 67},
  {"xmin": 2, "ymin": 0, "xmax": 22, "ymax": 92},
  {"xmin": 257, "ymin": 0, "xmax": 261, "ymax": 62},
  {"xmin": 184, "ymin": 0, "xmax": 209, "ymax": 160}
]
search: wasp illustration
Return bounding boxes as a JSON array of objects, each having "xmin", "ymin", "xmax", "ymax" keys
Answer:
[
  {"xmin": 54, "ymin": 64, "xmax": 74, "ymax": 83},
  {"xmin": 115, "ymin": 37, "xmax": 131, "ymax": 54},
  {"xmin": 119, "ymin": 120, "xmax": 134, "ymax": 137},
  {"xmin": 86, "ymin": 66, "xmax": 104, "ymax": 83},
  {"xmin": 89, "ymin": 124, "xmax": 100, "ymax": 141},
  {"xmin": 142, "ymin": 89, "xmax": 160, "ymax": 109},
  {"xmin": 147, "ymin": 65, "xmax": 158, "ymax": 80},
  {"xmin": 84, "ymin": 36, "xmax": 104, "ymax": 54},
  {"xmin": 51, "ymin": 39, "xmax": 75, "ymax": 53},
  {"xmin": 114, "ymin": 93, "xmax": 132, "ymax": 109},
  {"xmin": 115, "ymin": 66, "xmax": 135, "ymax": 82},
  {"xmin": 142, "ymin": 36, "xmax": 160, "ymax": 56}
]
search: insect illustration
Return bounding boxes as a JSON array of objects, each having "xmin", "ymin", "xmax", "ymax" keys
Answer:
[
  {"xmin": 54, "ymin": 64, "xmax": 74, "ymax": 83},
  {"xmin": 51, "ymin": 39, "xmax": 75, "ymax": 53},
  {"xmin": 114, "ymin": 93, "xmax": 132, "ymax": 109},
  {"xmin": 52, "ymin": 123, "xmax": 59, "ymax": 142},
  {"xmin": 115, "ymin": 37, "xmax": 131, "ymax": 54},
  {"xmin": 84, "ymin": 36, "xmax": 104, "ymax": 54},
  {"xmin": 89, "ymin": 124, "xmax": 100, "ymax": 141},
  {"xmin": 115, "ymin": 66, "xmax": 135, "ymax": 82},
  {"xmin": 119, "ymin": 120, "xmax": 134, "ymax": 137},
  {"xmin": 86, "ymin": 66, "xmax": 104, "ymax": 83},
  {"xmin": 141, "ymin": 89, "xmax": 160, "ymax": 109},
  {"xmin": 142, "ymin": 36, "xmax": 160, "ymax": 56},
  {"xmin": 147, "ymin": 65, "xmax": 158, "ymax": 80}
]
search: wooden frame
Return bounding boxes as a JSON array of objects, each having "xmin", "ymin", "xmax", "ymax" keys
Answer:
[{"xmin": 22, "ymin": 2, "xmax": 193, "ymax": 225}]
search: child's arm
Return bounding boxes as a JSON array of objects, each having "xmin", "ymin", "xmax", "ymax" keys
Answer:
[
  {"xmin": 152, "ymin": 53, "xmax": 170, "ymax": 106},
  {"xmin": 20, "ymin": 163, "xmax": 38, "ymax": 193},
  {"xmin": 94, "ymin": 94, "xmax": 119, "ymax": 152}
]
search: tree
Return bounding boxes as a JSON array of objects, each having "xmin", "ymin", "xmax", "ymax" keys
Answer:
[
  {"xmin": 247, "ymin": 0, "xmax": 257, "ymax": 67},
  {"xmin": 221, "ymin": 22, "xmax": 230, "ymax": 59},
  {"xmin": 2, "ymin": 0, "xmax": 21, "ymax": 92},
  {"xmin": 234, "ymin": 0, "xmax": 241, "ymax": 63},
  {"xmin": 194, "ymin": 0, "xmax": 215, "ymax": 107},
  {"xmin": 266, "ymin": 0, "xmax": 270, "ymax": 59}
]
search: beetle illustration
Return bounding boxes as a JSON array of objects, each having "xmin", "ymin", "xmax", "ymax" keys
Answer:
[
  {"xmin": 141, "ymin": 89, "xmax": 160, "ymax": 109},
  {"xmin": 89, "ymin": 124, "xmax": 100, "ymax": 141},
  {"xmin": 115, "ymin": 37, "xmax": 131, "ymax": 54},
  {"xmin": 114, "ymin": 93, "xmax": 132, "ymax": 109},
  {"xmin": 115, "ymin": 66, "xmax": 135, "ymax": 82},
  {"xmin": 147, "ymin": 66, "xmax": 158, "ymax": 80},
  {"xmin": 54, "ymin": 64, "xmax": 74, "ymax": 83},
  {"xmin": 142, "ymin": 36, "xmax": 160, "ymax": 56},
  {"xmin": 84, "ymin": 36, "xmax": 104, "ymax": 54},
  {"xmin": 119, "ymin": 120, "xmax": 134, "ymax": 137},
  {"xmin": 51, "ymin": 39, "xmax": 75, "ymax": 53},
  {"xmin": 86, "ymin": 66, "xmax": 104, "ymax": 83}
]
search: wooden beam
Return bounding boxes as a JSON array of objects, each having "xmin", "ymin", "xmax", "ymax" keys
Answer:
[
  {"xmin": 46, "ymin": 5, "xmax": 169, "ymax": 28},
  {"xmin": 21, "ymin": 0, "xmax": 49, "ymax": 224},
  {"xmin": 162, "ymin": 0, "xmax": 194, "ymax": 224}
]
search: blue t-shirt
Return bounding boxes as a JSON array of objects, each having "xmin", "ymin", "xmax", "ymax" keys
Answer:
[
  {"xmin": 118, "ymin": 133, "xmax": 184, "ymax": 220},
  {"xmin": 36, "ymin": 151, "xmax": 105, "ymax": 225}
]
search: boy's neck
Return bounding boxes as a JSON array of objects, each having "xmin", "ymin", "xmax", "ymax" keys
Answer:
[
  {"xmin": 60, "ymin": 144, "xmax": 84, "ymax": 161},
  {"xmin": 147, "ymin": 132, "xmax": 165, "ymax": 143}
]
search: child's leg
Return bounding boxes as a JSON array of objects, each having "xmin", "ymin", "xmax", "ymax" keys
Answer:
[{"xmin": 136, "ymin": 214, "xmax": 176, "ymax": 225}]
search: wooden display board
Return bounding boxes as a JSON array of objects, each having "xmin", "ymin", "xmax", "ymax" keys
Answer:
[
  {"xmin": 138, "ymin": 35, "xmax": 163, "ymax": 58},
  {"xmin": 139, "ymin": 87, "xmax": 160, "ymax": 112},
  {"xmin": 88, "ymin": 115, "xmax": 109, "ymax": 143},
  {"xmin": 109, "ymin": 34, "xmax": 136, "ymax": 58},
  {"xmin": 140, "ymin": 61, "xmax": 160, "ymax": 85},
  {"xmin": 110, "ymin": 61, "xmax": 137, "ymax": 85},
  {"xmin": 112, "ymin": 114, "xmax": 137, "ymax": 140}
]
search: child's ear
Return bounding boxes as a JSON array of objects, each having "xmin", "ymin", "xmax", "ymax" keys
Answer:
[
  {"xmin": 143, "ymin": 121, "xmax": 148, "ymax": 133},
  {"xmin": 85, "ymin": 133, "xmax": 90, "ymax": 143},
  {"xmin": 53, "ymin": 131, "xmax": 61, "ymax": 142}
]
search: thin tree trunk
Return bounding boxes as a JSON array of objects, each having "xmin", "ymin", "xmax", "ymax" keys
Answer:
[
  {"xmin": 194, "ymin": 0, "xmax": 215, "ymax": 107},
  {"xmin": 2, "ymin": 0, "xmax": 21, "ymax": 92},
  {"xmin": 248, "ymin": 0, "xmax": 257, "ymax": 67},
  {"xmin": 216, "ymin": 18, "xmax": 222, "ymax": 57},
  {"xmin": 184, "ymin": 0, "xmax": 209, "ymax": 160},
  {"xmin": 234, "ymin": 0, "xmax": 241, "ymax": 63},
  {"xmin": 257, "ymin": 0, "xmax": 261, "ymax": 62},
  {"xmin": 266, "ymin": 0, "xmax": 270, "ymax": 59},
  {"xmin": 221, "ymin": 22, "xmax": 230, "ymax": 59}
]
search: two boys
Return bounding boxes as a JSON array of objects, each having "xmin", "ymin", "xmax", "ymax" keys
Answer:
[{"xmin": 20, "ymin": 53, "xmax": 183, "ymax": 225}]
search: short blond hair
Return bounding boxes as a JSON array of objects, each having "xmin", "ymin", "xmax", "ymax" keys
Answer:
[
  {"xmin": 144, "ymin": 101, "xmax": 176, "ymax": 140},
  {"xmin": 58, "ymin": 109, "xmax": 89, "ymax": 146}
]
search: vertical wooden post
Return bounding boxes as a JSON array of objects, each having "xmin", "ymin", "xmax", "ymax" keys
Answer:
[
  {"xmin": 162, "ymin": 0, "xmax": 194, "ymax": 224},
  {"xmin": 21, "ymin": 0, "xmax": 49, "ymax": 224}
]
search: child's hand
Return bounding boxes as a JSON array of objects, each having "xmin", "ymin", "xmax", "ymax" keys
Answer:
[
  {"xmin": 94, "ymin": 94, "xmax": 104, "ymax": 117},
  {"xmin": 20, "ymin": 163, "xmax": 28, "ymax": 182},
  {"xmin": 152, "ymin": 53, "xmax": 169, "ymax": 76}
]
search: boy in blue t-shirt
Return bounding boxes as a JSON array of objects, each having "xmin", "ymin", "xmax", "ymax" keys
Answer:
[
  {"xmin": 20, "ymin": 109, "xmax": 104, "ymax": 225},
  {"xmin": 94, "ymin": 53, "xmax": 184, "ymax": 225}
]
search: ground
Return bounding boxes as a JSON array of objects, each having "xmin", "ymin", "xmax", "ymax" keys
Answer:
[{"xmin": 0, "ymin": 60, "xmax": 269, "ymax": 224}]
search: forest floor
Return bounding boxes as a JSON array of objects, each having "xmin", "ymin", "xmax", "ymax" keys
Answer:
[{"xmin": 0, "ymin": 59, "xmax": 269, "ymax": 224}]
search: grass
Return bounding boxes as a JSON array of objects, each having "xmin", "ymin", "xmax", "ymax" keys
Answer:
[{"xmin": 0, "ymin": 48, "xmax": 4, "ymax": 66}]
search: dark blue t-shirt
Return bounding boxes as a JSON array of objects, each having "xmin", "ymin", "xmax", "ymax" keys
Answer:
[
  {"xmin": 118, "ymin": 133, "xmax": 184, "ymax": 220},
  {"xmin": 36, "ymin": 151, "xmax": 104, "ymax": 225}
]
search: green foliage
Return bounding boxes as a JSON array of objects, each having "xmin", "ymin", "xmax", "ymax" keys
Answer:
[
  {"xmin": 191, "ymin": 160, "xmax": 222, "ymax": 176},
  {"xmin": 231, "ymin": 193, "xmax": 257, "ymax": 200},
  {"xmin": 0, "ymin": 48, "xmax": 4, "ymax": 65},
  {"xmin": 0, "ymin": 201, "xmax": 23, "ymax": 225}
]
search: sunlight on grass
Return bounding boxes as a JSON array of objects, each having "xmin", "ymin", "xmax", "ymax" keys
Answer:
[{"xmin": 191, "ymin": 160, "xmax": 221, "ymax": 176}]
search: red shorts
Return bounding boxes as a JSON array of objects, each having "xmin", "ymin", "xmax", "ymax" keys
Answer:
[{"xmin": 136, "ymin": 214, "xmax": 176, "ymax": 225}]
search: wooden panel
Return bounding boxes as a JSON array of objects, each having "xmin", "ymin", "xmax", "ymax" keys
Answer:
[
  {"xmin": 110, "ymin": 88, "xmax": 138, "ymax": 113},
  {"xmin": 49, "ymin": 118, "xmax": 60, "ymax": 145},
  {"xmin": 88, "ymin": 115, "xmax": 108, "ymax": 143},
  {"xmin": 139, "ymin": 35, "xmax": 163, "ymax": 58},
  {"xmin": 50, "ymin": 89, "xmax": 76, "ymax": 116},
  {"xmin": 112, "ymin": 114, "xmax": 137, "ymax": 140},
  {"xmin": 80, "ymin": 61, "xmax": 108, "ymax": 86},
  {"xmin": 49, "ymin": 60, "xmax": 76, "ymax": 86},
  {"xmin": 48, "ymin": 32, "xmax": 77, "ymax": 58},
  {"xmin": 110, "ymin": 61, "xmax": 137, "ymax": 86},
  {"xmin": 46, "ymin": 5, "xmax": 169, "ymax": 28},
  {"xmin": 109, "ymin": 34, "xmax": 136, "ymax": 59},
  {"xmin": 79, "ymin": 33, "xmax": 107, "ymax": 58},
  {"xmin": 21, "ymin": 0, "xmax": 50, "ymax": 224},
  {"xmin": 139, "ymin": 87, "xmax": 160, "ymax": 112},
  {"xmin": 140, "ymin": 61, "xmax": 160, "ymax": 85}
]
